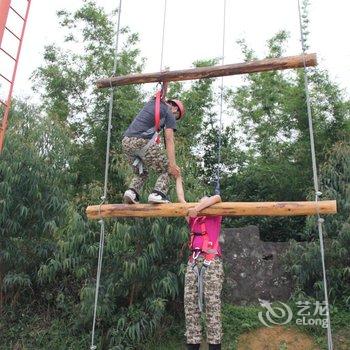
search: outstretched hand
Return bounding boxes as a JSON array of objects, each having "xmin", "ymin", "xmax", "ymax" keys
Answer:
[{"xmin": 187, "ymin": 207, "xmax": 199, "ymax": 217}]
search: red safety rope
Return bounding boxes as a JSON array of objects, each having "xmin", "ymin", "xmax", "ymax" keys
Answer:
[{"xmin": 154, "ymin": 89, "xmax": 161, "ymax": 143}]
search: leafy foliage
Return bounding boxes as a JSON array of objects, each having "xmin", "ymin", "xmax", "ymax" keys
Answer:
[
  {"xmin": 2, "ymin": 0, "xmax": 350, "ymax": 348},
  {"xmin": 0, "ymin": 101, "xmax": 72, "ymax": 306},
  {"xmin": 285, "ymin": 141, "xmax": 350, "ymax": 305},
  {"xmin": 37, "ymin": 181, "xmax": 191, "ymax": 347},
  {"xmin": 218, "ymin": 31, "xmax": 350, "ymax": 240},
  {"xmin": 27, "ymin": 2, "xmax": 216, "ymax": 347},
  {"xmin": 33, "ymin": 1, "xmax": 145, "ymax": 192}
]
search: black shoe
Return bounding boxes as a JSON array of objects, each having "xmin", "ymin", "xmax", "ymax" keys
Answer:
[
  {"xmin": 187, "ymin": 344, "xmax": 200, "ymax": 350},
  {"xmin": 208, "ymin": 344, "xmax": 221, "ymax": 350}
]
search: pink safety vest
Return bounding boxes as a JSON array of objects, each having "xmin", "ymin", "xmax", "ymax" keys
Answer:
[{"xmin": 188, "ymin": 216, "xmax": 222, "ymax": 260}]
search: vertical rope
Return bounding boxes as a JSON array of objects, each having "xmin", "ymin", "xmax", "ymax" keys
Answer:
[
  {"xmin": 159, "ymin": 0, "xmax": 168, "ymax": 71},
  {"xmin": 90, "ymin": 1, "xmax": 122, "ymax": 349},
  {"xmin": 215, "ymin": 0, "xmax": 227, "ymax": 195},
  {"xmin": 297, "ymin": 1, "xmax": 333, "ymax": 349},
  {"xmin": 90, "ymin": 218, "xmax": 106, "ymax": 350},
  {"xmin": 104, "ymin": 0, "xmax": 123, "ymax": 198}
]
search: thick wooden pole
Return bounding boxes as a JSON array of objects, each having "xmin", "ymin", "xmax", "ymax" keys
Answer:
[
  {"xmin": 96, "ymin": 53, "xmax": 317, "ymax": 88},
  {"xmin": 86, "ymin": 200, "xmax": 336, "ymax": 219}
]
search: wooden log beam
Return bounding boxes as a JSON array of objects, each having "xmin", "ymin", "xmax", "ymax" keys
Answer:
[
  {"xmin": 86, "ymin": 200, "xmax": 336, "ymax": 219},
  {"xmin": 96, "ymin": 53, "xmax": 317, "ymax": 88}
]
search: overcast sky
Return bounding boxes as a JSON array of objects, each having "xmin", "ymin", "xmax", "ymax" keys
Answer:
[{"xmin": 1, "ymin": 0, "xmax": 349, "ymax": 102}]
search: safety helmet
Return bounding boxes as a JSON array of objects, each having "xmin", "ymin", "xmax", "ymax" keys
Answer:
[{"xmin": 167, "ymin": 99, "xmax": 185, "ymax": 119}]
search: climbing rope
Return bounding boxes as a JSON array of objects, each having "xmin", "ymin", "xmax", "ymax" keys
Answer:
[
  {"xmin": 159, "ymin": 0, "xmax": 168, "ymax": 71},
  {"xmin": 90, "ymin": 1, "xmax": 123, "ymax": 349},
  {"xmin": 215, "ymin": 0, "xmax": 227, "ymax": 195},
  {"xmin": 297, "ymin": 1, "xmax": 333, "ymax": 349}
]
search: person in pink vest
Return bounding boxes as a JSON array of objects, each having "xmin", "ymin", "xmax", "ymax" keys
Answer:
[{"xmin": 177, "ymin": 181, "xmax": 224, "ymax": 350}]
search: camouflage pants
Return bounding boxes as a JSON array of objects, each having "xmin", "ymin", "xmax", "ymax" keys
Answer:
[
  {"xmin": 122, "ymin": 136, "xmax": 170, "ymax": 195},
  {"xmin": 184, "ymin": 257, "xmax": 224, "ymax": 344}
]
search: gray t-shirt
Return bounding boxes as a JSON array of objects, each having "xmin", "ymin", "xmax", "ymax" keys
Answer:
[{"xmin": 124, "ymin": 99, "xmax": 177, "ymax": 140}]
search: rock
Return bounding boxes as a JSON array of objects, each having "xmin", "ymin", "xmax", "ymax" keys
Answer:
[{"xmin": 222, "ymin": 226, "xmax": 293, "ymax": 305}]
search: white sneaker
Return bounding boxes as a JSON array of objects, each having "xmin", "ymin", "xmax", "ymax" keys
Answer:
[
  {"xmin": 123, "ymin": 189, "xmax": 139, "ymax": 204},
  {"xmin": 148, "ymin": 191, "xmax": 169, "ymax": 204}
]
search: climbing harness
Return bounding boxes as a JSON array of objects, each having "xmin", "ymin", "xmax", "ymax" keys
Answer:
[
  {"xmin": 189, "ymin": 217, "xmax": 220, "ymax": 265},
  {"xmin": 191, "ymin": 261, "xmax": 206, "ymax": 312},
  {"xmin": 154, "ymin": 88, "xmax": 162, "ymax": 143},
  {"xmin": 132, "ymin": 132, "xmax": 159, "ymax": 174},
  {"xmin": 132, "ymin": 86, "xmax": 165, "ymax": 175}
]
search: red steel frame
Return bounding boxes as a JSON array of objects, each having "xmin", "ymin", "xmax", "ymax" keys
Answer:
[
  {"xmin": 0, "ymin": 0, "xmax": 11, "ymax": 45},
  {"xmin": 0, "ymin": 0, "xmax": 32, "ymax": 151}
]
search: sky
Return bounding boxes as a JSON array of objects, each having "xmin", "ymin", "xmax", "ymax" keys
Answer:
[{"xmin": 1, "ymin": 0, "xmax": 350, "ymax": 102}]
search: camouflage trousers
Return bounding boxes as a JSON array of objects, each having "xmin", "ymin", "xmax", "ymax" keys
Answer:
[
  {"xmin": 122, "ymin": 136, "xmax": 170, "ymax": 195},
  {"xmin": 184, "ymin": 256, "xmax": 224, "ymax": 344}
]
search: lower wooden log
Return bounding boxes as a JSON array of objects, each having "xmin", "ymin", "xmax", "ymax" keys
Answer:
[{"xmin": 86, "ymin": 200, "xmax": 336, "ymax": 219}]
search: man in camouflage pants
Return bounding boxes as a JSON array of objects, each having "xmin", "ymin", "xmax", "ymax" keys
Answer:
[{"xmin": 122, "ymin": 97, "xmax": 185, "ymax": 204}]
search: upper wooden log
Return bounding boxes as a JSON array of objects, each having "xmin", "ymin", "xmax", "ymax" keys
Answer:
[
  {"xmin": 96, "ymin": 53, "xmax": 317, "ymax": 88},
  {"xmin": 86, "ymin": 200, "xmax": 336, "ymax": 219}
]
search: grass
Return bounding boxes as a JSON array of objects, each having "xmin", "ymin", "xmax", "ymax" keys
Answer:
[
  {"xmin": 1, "ymin": 302, "xmax": 349, "ymax": 349},
  {"xmin": 0, "ymin": 307, "xmax": 89, "ymax": 350},
  {"xmin": 144, "ymin": 302, "xmax": 350, "ymax": 350}
]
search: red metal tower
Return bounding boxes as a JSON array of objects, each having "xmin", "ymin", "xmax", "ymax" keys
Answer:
[{"xmin": 0, "ymin": 0, "xmax": 31, "ymax": 151}]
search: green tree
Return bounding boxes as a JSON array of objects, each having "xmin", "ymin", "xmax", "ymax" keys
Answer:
[
  {"xmin": 285, "ymin": 141, "xmax": 350, "ymax": 304},
  {"xmin": 220, "ymin": 30, "xmax": 350, "ymax": 240},
  {"xmin": 33, "ymin": 1, "xmax": 145, "ymax": 193},
  {"xmin": 31, "ymin": 2, "xmax": 218, "ymax": 347},
  {"xmin": 0, "ymin": 100, "xmax": 73, "ymax": 309},
  {"xmin": 36, "ymin": 73, "xmax": 217, "ymax": 348}
]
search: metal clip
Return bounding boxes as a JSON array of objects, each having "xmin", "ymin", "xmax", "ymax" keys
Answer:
[
  {"xmin": 203, "ymin": 259, "xmax": 212, "ymax": 267},
  {"xmin": 192, "ymin": 250, "xmax": 201, "ymax": 260}
]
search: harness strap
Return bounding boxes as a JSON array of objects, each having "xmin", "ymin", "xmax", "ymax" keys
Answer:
[
  {"xmin": 192, "ymin": 263, "xmax": 207, "ymax": 313},
  {"xmin": 154, "ymin": 90, "xmax": 161, "ymax": 144},
  {"xmin": 132, "ymin": 132, "xmax": 158, "ymax": 174},
  {"xmin": 132, "ymin": 87, "xmax": 164, "ymax": 174},
  {"xmin": 188, "ymin": 217, "xmax": 202, "ymax": 250}
]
